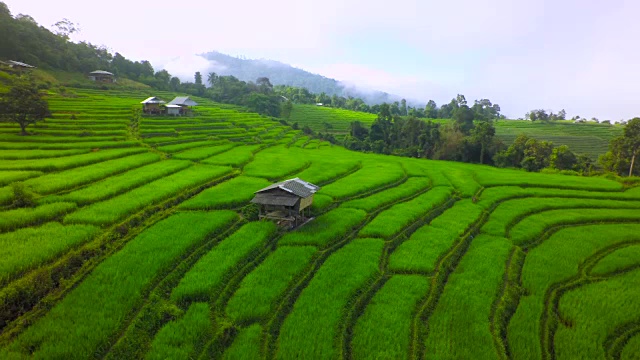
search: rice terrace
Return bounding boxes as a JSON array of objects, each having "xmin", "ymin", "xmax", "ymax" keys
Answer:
[
  {"xmin": 0, "ymin": 85, "xmax": 638, "ymax": 359},
  {"xmin": 2, "ymin": 2, "xmax": 640, "ymax": 359}
]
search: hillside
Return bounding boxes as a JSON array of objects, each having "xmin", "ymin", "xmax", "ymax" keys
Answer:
[
  {"xmin": 201, "ymin": 51, "xmax": 399, "ymax": 104},
  {"xmin": 290, "ymin": 104, "xmax": 622, "ymax": 159},
  {"xmin": 0, "ymin": 83, "xmax": 639, "ymax": 359}
]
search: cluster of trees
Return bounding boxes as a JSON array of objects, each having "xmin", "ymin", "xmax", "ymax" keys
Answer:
[
  {"xmin": 599, "ymin": 118, "xmax": 640, "ymax": 177},
  {"xmin": 524, "ymin": 109, "xmax": 567, "ymax": 121},
  {"xmin": 274, "ymin": 85, "xmax": 505, "ymax": 123},
  {"xmin": 493, "ymin": 134, "xmax": 593, "ymax": 172},
  {"xmin": 339, "ymin": 97, "xmax": 502, "ymax": 165}
]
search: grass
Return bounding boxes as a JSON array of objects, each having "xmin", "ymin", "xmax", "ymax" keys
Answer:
[
  {"xmin": 41, "ymin": 160, "xmax": 192, "ymax": 205},
  {"xmin": 590, "ymin": 244, "xmax": 640, "ymax": 276},
  {"xmin": 179, "ymin": 176, "xmax": 271, "ymax": 210},
  {"xmin": 201, "ymin": 145, "xmax": 261, "ymax": 167},
  {"xmin": 621, "ymin": 334, "xmax": 640, "ymax": 360},
  {"xmin": 172, "ymin": 144, "xmax": 235, "ymax": 161},
  {"xmin": 477, "ymin": 186, "xmax": 640, "ymax": 209},
  {"xmin": 155, "ymin": 140, "xmax": 216, "ymax": 152},
  {"xmin": 23, "ymin": 152, "xmax": 161, "ymax": 194},
  {"xmin": 389, "ymin": 199, "xmax": 484, "ymax": 273},
  {"xmin": 1, "ymin": 211, "xmax": 237, "ymax": 359},
  {"xmin": 473, "ymin": 166, "xmax": 623, "ymax": 191},
  {"xmin": 0, "ymin": 170, "xmax": 42, "ymax": 186},
  {"xmin": 243, "ymin": 146, "xmax": 310, "ymax": 180},
  {"xmin": 225, "ymin": 246, "xmax": 316, "ymax": 323},
  {"xmin": 0, "ymin": 140, "xmax": 141, "ymax": 150},
  {"xmin": 507, "ymin": 224, "xmax": 640, "ymax": 360},
  {"xmin": 64, "ymin": 165, "xmax": 233, "ymax": 226},
  {"xmin": 0, "ymin": 148, "xmax": 146, "ymax": 171},
  {"xmin": 352, "ymin": 275, "xmax": 429, "ymax": 359},
  {"xmin": 319, "ymin": 160, "xmax": 405, "ymax": 199},
  {"xmin": 171, "ymin": 222, "xmax": 277, "ymax": 305},
  {"xmin": 424, "ymin": 234, "xmax": 511, "ymax": 360},
  {"xmin": 145, "ymin": 303, "xmax": 212, "ymax": 360},
  {"xmin": 482, "ymin": 197, "xmax": 640, "ymax": 237},
  {"xmin": 0, "ymin": 149, "xmax": 89, "ymax": 160},
  {"xmin": 509, "ymin": 208, "xmax": 640, "ymax": 246},
  {"xmin": 276, "ymin": 238, "xmax": 383, "ymax": 359},
  {"xmin": 0, "ymin": 202, "xmax": 77, "ymax": 232},
  {"xmin": 0, "ymin": 222, "xmax": 99, "ymax": 285},
  {"xmin": 359, "ymin": 187, "xmax": 453, "ymax": 239},
  {"xmin": 294, "ymin": 158, "xmax": 361, "ymax": 185},
  {"xmin": 222, "ymin": 324, "xmax": 262, "ymax": 360},
  {"xmin": 555, "ymin": 268, "xmax": 640, "ymax": 360},
  {"xmin": 342, "ymin": 177, "xmax": 431, "ymax": 212},
  {"xmin": 278, "ymin": 207, "xmax": 367, "ymax": 247}
]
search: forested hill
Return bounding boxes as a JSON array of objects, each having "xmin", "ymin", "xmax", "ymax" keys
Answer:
[{"xmin": 201, "ymin": 51, "xmax": 399, "ymax": 105}]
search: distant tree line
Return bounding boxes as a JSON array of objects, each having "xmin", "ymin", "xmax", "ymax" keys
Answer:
[{"xmin": 325, "ymin": 98, "xmax": 606, "ymax": 174}]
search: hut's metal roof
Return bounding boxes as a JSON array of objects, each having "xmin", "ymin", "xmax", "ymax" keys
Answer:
[
  {"xmin": 251, "ymin": 193, "xmax": 299, "ymax": 207},
  {"xmin": 256, "ymin": 178, "xmax": 320, "ymax": 198},
  {"xmin": 7, "ymin": 60, "xmax": 35, "ymax": 68},
  {"xmin": 90, "ymin": 70, "xmax": 114, "ymax": 75},
  {"xmin": 141, "ymin": 96, "xmax": 166, "ymax": 104},
  {"xmin": 168, "ymin": 96, "xmax": 198, "ymax": 106}
]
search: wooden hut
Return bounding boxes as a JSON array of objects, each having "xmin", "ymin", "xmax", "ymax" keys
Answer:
[
  {"xmin": 88, "ymin": 70, "xmax": 115, "ymax": 83},
  {"xmin": 251, "ymin": 178, "xmax": 320, "ymax": 227},
  {"xmin": 168, "ymin": 96, "xmax": 198, "ymax": 115},
  {"xmin": 141, "ymin": 96, "xmax": 166, "ymax": 114},
  {"xmin": 1, "ymin": 60, "xmax": 36, "ymax": 73}
]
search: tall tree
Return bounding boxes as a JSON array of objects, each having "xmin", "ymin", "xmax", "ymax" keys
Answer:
[
  {"xmin": 623, "ymin": 117, "xmax": 640, "ymax": 176},
  {"xmin": 194, "ymin": 71, "xmax": 203, "ymax": 85},
  {"xmin": 0, "ymin": 79, "xmax": 50, "ymax": 135},
  {"xmin": 207, "ymin": 72, "xmax": 218, "ymax": 87},
  {"xmin": 471, "ymin": 121, "xmax": 495, "ymax": 164}
]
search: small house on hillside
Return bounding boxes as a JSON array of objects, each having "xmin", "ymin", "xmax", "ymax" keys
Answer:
[
  {"xmin": 165, "ymin": 104, "xmax": 181, "ymax": 116},
  {"xmin": 168, "ymin": 96, "xmax": 198, "ymax": 115},
  {"xmin": 89, "ymin": 70, "xmax": 115, "ymax": 83},
  {"xmin": 1, "ymin": 60, "xmax": 36, "ymax": 73},
  {"xmin": 141, "ymin": 96, "xmax": 166, "ymax": 114},
  {"xmin": 251, "ymin": 178, "xmax": 320, "ymax": 227}
]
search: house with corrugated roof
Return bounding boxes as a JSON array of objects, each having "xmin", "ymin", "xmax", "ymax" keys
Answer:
[
  {"xmin": 140, "ymin": 96, "xmax": 166, "ymax": 114},
  {"xmin": 88, "ymin": 70, "xmax": 115, "ymax": 83},
  {"xmin": 251, "ymin": 178, "xmax": 320, "ymax": 227},
  {"xmin": 168, "ymin": 96, "xmax": 198, "ymax": 115}
]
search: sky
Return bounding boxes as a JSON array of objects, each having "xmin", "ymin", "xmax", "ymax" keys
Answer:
[{"xmin": 5, "ymin": 0, "xmax": 639, "ymax": 120}]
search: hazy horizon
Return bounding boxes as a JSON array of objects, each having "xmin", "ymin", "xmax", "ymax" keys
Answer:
[{"xmin": 4, "ymin": 0, "xmax": 639, "ymax": 120}]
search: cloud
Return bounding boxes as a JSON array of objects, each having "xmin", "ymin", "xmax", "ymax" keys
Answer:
[{"xmin": 4, "ymin": 0, "xmax": 640, "ymax": 120}]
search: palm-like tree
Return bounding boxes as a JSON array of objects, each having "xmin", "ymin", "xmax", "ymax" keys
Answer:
[{"xmin": 207, "ymin": 72, "xmax": 218, "ymax": 88}]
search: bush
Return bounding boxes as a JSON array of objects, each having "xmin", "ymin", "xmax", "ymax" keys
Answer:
[
  {"xmin": 11, "ymin": 182, "xmax": 35, "ymax": 208},
  {"xmin": 241, "ymin": 204, "xmax": 260, "ymax": 221}
]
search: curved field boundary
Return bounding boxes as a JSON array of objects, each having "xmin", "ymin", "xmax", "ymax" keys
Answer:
[
  {"xmin": 605, "ymin": 321, "xmax": 640, "ymax": 359},
  {"xmin": 494, "ymin": 224, "xmax": 640, "ymax": 360},
  {"xmin": 342, "ymin": 198, "xmax": 457, "ymax": 360},
  {"xmin": 0, "ymin": 172, "xmax": 238, "ymax": 338},
  {"xmin": 543, "ymin": 241, "xmax": 640, "ymax": 360}
]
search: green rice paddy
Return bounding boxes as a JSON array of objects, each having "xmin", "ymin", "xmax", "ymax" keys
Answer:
[{"xmin": 0, "ymin": 87, "xmax": 638, "ymax": 360}]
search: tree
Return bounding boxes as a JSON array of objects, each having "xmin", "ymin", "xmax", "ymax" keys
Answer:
[
  {"xmin": 623, "ymin": 117, "xmax": 640, "ymax": 176},
  {"xmin": 550, "ymin": 145, "xmax": 577, "ymax": 170},
  {"xmin": 52, "ymin": 18, "xmax": 79, "ymax": 39},
  {"xmin": 453, "ymin": 105, "xmax": 474, "ymax": 135},
  {"xmin": 194, "ymin": 71, "xmax": 202, "ymax": 85},
  {"xmin": 207, "ymin": 72, "xmax": 218, "ymax": 87},
  {"xmin": 349, "ymin": 121, "xmax": 369, "ymax": 141},
  {"xmin": 0, "ymin": 79, "xmax": 49, "ymax": 135},
  {"xmin": 400, "ymin": 99, "xmax": 407, "ymax": 116},
  {"xmin": 471, "ymin": 121, "xmax": 495, "ymax": 164},
  {"xmin": 425, "ymin": 100, "xmax": 438, "ymax": 118},
  {"xmin": 281, "ymin": 100, "xmax": 293, "ymax": 120}
]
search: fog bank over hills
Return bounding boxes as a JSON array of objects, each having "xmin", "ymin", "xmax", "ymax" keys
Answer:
[{"xmin": 163, "ymin": 51, "xmax": 421, "ymax": 106}]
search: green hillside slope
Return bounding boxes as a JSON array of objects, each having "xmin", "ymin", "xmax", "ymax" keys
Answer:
[{"xmin": 0, "ymin": 87, "xmax": 639, "ymax": 360}]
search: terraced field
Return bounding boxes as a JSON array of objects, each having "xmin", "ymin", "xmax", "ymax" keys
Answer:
[
  {"xmin": 289, "ymin": 105, "xmax": 622, "ymax": 159},
  {"xmin": 0, "ymin": 88, "xmax": 639, "ymax": 359}
]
